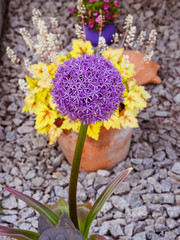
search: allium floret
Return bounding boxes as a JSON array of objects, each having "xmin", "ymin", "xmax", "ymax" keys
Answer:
[{"xmin": 51, "ymin": 55, "xmax": 124, "ymax": 125}]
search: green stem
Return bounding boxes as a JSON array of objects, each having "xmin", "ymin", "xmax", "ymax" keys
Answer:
[{"xmin": 69, "ymin": 123, "xmax": 88, "ymax": 229}]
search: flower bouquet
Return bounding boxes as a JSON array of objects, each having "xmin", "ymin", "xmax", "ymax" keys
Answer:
[
  {"xmin": 6, "ymin": 10, "xmax": 153, "ymax": 171},
  {"xmin": 71, "ymin": 0, "xmax": 121, "ymax": 46}
]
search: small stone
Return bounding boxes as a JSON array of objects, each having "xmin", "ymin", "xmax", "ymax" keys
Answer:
[
  {"xmin": 161, "ymin": 179, "xmax": 171, "ymax": 192},
  {"xmin": 145, "ymin": 10, "xmax": 154, "ymax": 18},
  {"xmin": 97, "ymin": 169, "xmax": 110, "ymax": 177},
  {"xmin": 32, "ymin": 177, "xmax": 44, "ymax": 187},
  {"xmin": 3, "ymin": 196, "xmax": 18, "ymax": 209},
  {"xmin": 113, "ymin": 182, "xmax": 130, "ymax": 195},
  {"xmin": 164, "ymin": 231, "xmax": 177, "ymax": 240},
  {"xmin": 166, "ymin": 206, "xmax": 180, "ymax": 218},
  {"xmin": 109, "ymin": 219, "xmax": 124, "ymax": 237},
  {"xmin": 166, "ymin": 147, "xmax": 177, "ymax": 159},
  {"xmin": 133, "ymin": 231, "xmax": 146, "ymax": 240},
  {"xmin": 174, "ymin": 93, "xmax": 180, "ymax": 103},
  {"xmin": 147, "ymin": 177, "xmax": 162, "ymax": 193},
  {"xmin": 25, "ymin": 170, "xmax": 36, "ymax": 180},
  {"xmin": 111, "ymin": 196, "xmax": 129, "ymax": 211},
  {"xmin": 19, "ymin": 222, "xmax": 31, "ymax": 230},
  {"xmin": 7, "ymin": 102, "xmax": 18, "ymax": 112},
  {"xmin": 10, "ymin": 166, "xmax": 20, "ymax": 176},
  {"xmin": 149, "ymin": 132, "xmax": 159, "ymax": 143},
  {"xmin": 31, "ymin": 136, "xmax": 47, "ymax": 148},
  {"xmin": 140, "ymin": 169, "xmax": 154, "ymax": 179},
  {"xmin": 2, "ymin": 215, "xmax": 17, "ymax": 223},
  {"xmin": 17, "ymin": 125, "xmax": 34, "ymax": 134},
  {"xmin": 166, "ymin": 218, "xmax": 178, "ymax": 229},
  {"xmin": 124, "ymin": 223, "xmax": 134, "ymax": 237},
  {"xmin": 172, "ymin": 162, "xmax": 180, "ymax": 174},
  {"xmin": 153, "ymin": 151, "xmax": 166, "ymax": 161},
  {"xmin": 142, "ymin": 193, "xmax": 175, "ymax": 204},
  {"xmin": 99, "ymin": 221, "xmax": 110, "ymax": 235},
  {"xmin": 155, "ymin": 111, "xmax": 168, "ymax": 117},
  {"xmin": 132, "ymin": 205, "xmax": 148, "ymax": 220},
  {"xmin": 100, "ymin": 201, "xmax": 113, "ymax": 214}
]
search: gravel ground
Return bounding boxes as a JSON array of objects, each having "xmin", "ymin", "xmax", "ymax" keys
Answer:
[{"xmin": 0, "ymin": 0, "xmax": 180, "ymax": 240}]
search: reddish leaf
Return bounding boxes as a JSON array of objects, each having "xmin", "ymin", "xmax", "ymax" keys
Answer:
[
  {"xmin": 0, "ymin": 225, "xmax": 39, "ymax": 240},
  {"xmin": 88, "ymin": 234, "xmax": 107, "ymax": 240},
  {"xmin": 1, "ymin": 186, "xmax": 59, "ymax": 225}
]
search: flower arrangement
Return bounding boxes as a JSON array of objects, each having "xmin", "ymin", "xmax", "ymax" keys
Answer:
[
  {"xmin": 6, "ymin": 10, "xmax": 153, "ymax": 146},
  {"xmin": 1, "ymin": 6, "xmax": 159, "ymax": 240},
  {"xmin": 71, "ymin": 0, "xmax": 120, "ymax": 31}
]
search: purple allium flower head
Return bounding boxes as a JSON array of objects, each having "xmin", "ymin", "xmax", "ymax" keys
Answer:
[{"xmin": 51, "ymin": 55, "xmax": 125, "ymax": 125}]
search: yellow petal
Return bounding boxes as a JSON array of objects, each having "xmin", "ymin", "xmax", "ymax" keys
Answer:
[
  {"xmin": 103, "ymin": 111, "xmax": 121, "ymax": 130},
  {"xmin": 87, "ymin": 122, "xmax": 102, "ymax": 140},
  {"xmin": 35, "ymin": 104, "xmax": 57, "ymax": 129},
  {"xmin": 48, "ymin": 124, "xmax": 62, "ymax": 145}
]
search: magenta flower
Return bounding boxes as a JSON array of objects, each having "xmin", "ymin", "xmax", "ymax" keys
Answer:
[
  {"xmin": 115, "ymin": 2, "xmax": 120, "ymax": 7},
  {"xmin": 93, "ymin": 12, "xmax": 98, "ymax": 16},
  {"xmin": 89, "ymin": 0, "xmax": 95, "ymax": 2},
  {"xmin": 104, "ymin": 4, "xmax": 110, "ymax": 10},
  {"xmin": 104, "ymin": 0, "xmax": 109, "ymax": 2},
  {"xmin": 88, "ymin": 22, "xmax": 94, "ymax": 28},
  {"xmin": 95, "ymin": 16, "xmax": 102, "ymax": 24},
  {"xmin": 106, "ymin": 14, "xmax": 110, "ymax": 19},
  {"xmin": 51, "ymin": 55, "xmax": 124, "ymax": 125},
  {"xmin": 70, "ymin": 8, "xmax": 74, "ymax": 13}
]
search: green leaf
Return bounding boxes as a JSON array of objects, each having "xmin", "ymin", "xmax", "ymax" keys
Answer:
[
  {"xmin": 46, "ymin": 198, "xmax": 69, "ymax": 217},
  {"xmin": 0, "ymin": 225, "xmax": 39, "ymax": 240},
  {"xmin": 88, "ymin": 234, "xmax": 107, "ymax": 240},
  {"xmin": 83, "ymin": 168, "xmax": 133, "ymax": 239},
  {"xmin": 1, "ymin": 186, "xmax": 59, "ymax": 225}
]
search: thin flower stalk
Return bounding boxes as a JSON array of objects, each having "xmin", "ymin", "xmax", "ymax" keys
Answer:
[
  {"xmin": 120, "ymin": 14, "xmax": 133, "ymax": 49},
  {"xmin": 50, "ymin": 17, "xmax": 64, "ymax": 51},
  {"xmin": 69, "ymin": 123, "xmax": 88, "ymax": 229}
]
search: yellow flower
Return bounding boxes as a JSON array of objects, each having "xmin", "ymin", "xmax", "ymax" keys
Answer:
[
  {"xmin": 133, "ymin": 85, "xmax": 151, "ymax": 100},
  {"xmin": 37, "ymin": 124, "xmax": 50, "ymax": 135},
  {"xmin": 61, "ymin": 117, "xmax": 81, "ymax": 132},
  {"xmin": 48, "ymin": 124, "xmax": 62, "ymax": 145},
  {"xmin": 118, "ymin": 56, "xmax": 135, "ymax": 79},
  {"xmin": 102, "ymin": 48, "xmax": 123, "ymax": 65},
  {"xmin": 119, "ymin": 110, "xmax": 139, "ymax": 129},
  {"xmin": 22, "ymin": 92, "xmax": 38, "ymax": 113},
  {"xmin": 123, "ymin": 91, "xmax": 146, "ymax": 110},
  {"xmin": 103, "ymin": 110, "xmax": 121, "ymax": 130},
  {"xmin": 70, "ymin": 40, "xmax": 94, "ymax": 58},
  {"xmin": 35, "ymin": 104, "xmax": 58, "ymax": 130},
  {"xmin": 28, "ymin": 62, "xmax": 49, "ymax": 79},
  {"xmin": 87, "ymin": 122, "xmax": 102, "ymax": 140},
  {"xmin": 25, "ymin": 75, "xmax": 38, "ymax": 91},
  {"xmin": 37, "ymin": 77, "xmax": 52, "ymax": 89}
]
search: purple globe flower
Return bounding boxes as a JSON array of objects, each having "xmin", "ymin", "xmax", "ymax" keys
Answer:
[{"xmin": 51, "ymin": 55, "xmax": 125, "ymax": 125}]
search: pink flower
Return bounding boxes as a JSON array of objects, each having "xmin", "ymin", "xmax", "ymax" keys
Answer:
[
  {"xmin": 95, "ymin": 16, "xmax": 102, "ymax": 24},
  {"xmin": 88, "ymin": 22, "xmax": 94, "ymax": 28},
  {"xmin": 104, "ymin": 0, "xmax": 109, "ymax": 2},
  {"xmin": 92, "ymin": 19, "xmax": 95, "ymax": 22},
  {"xmin": 106, "ymin": 14, "xmax": 110, "ymax": 19},
  {"xmin": 93, "ymin": 12, "xmax": 98, "ymax": 16},
  {"xmin": 90, "ymin": 0, "xmax": 95, "ymax": 2},
  {"xmin": 104, "ymin": 4, "xmax": 110, "ymax": 10},
  {"xmin": 115, "ymin": 2, "xmax": 120, "ymax": 7},
  {"xmin": 70, "ymin": 9, "xmax": 74, "ymax": 13}
]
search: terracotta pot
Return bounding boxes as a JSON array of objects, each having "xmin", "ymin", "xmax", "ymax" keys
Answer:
[
  {"xmin": 123, "ymin": 50, "xmax": 162, "ymax": 85},
  {"xmin": 58, "ymin": 127, "xmax": 133, "ymax": 172}
]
